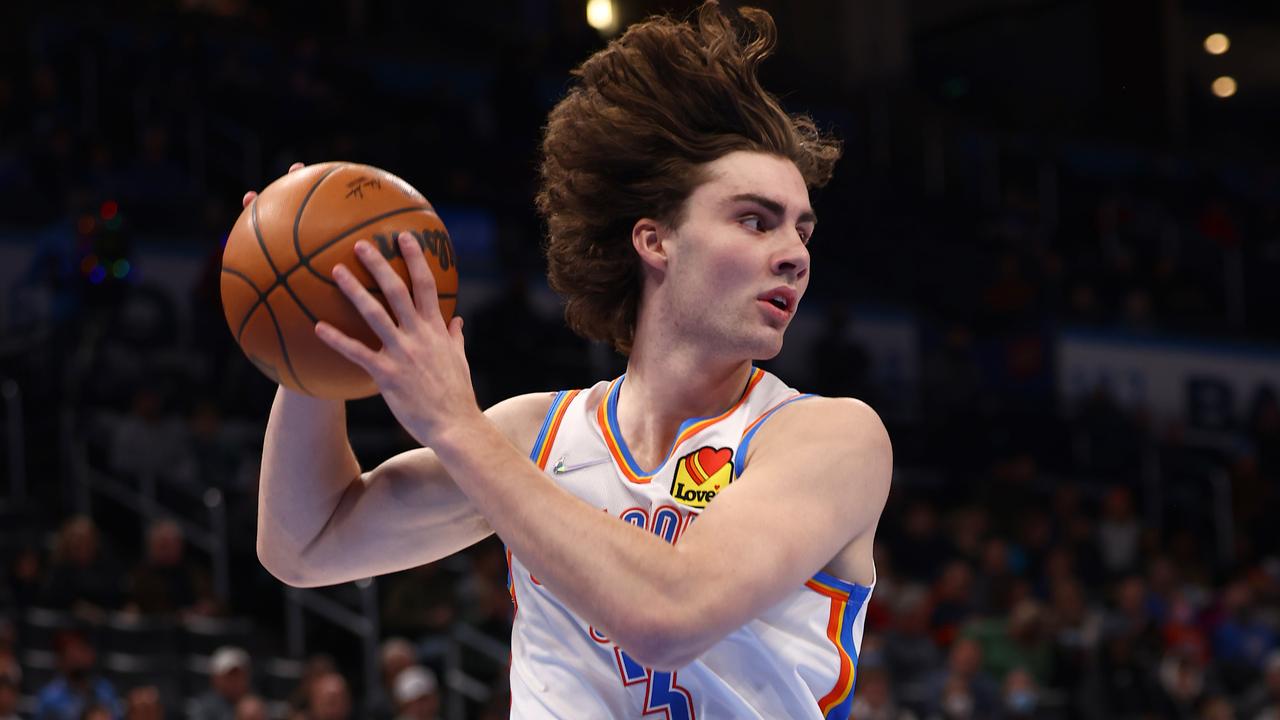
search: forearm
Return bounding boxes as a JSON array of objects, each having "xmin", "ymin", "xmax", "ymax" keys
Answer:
[
  {"xmin": 432, "ymin": 412, "xmax": 687, "ymax": 659},
  {"xmin": 257, "ymin": 386, "xmax": 362, "ymax": 580}
]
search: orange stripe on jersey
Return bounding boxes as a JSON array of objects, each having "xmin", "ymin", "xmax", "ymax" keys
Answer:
[
  {"xmin": 813, "ymin": 591, "xmax": 857, "ymax": 718},
  {"xmin": 533, "ymin": 389, "xmax": 581, "ymax": 471},
  {"xmin": 596, "ymin": 368, "xmax": 765, "ymax": 484}
]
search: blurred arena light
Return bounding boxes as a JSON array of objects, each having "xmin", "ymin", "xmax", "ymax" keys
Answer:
[
  {"xmin": 587, "ymin": 0, "xmax": 619, "ymax": 35},
  {"xmin": 1203, "ymin": 33, "xmax": 1230, "ymax": 55},
  {"xmin": 1212, "ymin": 75, "xmax": 1237, "ymax": 98}
]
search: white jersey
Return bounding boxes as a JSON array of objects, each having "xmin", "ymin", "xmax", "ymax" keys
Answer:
[{"xmin": 506, "ymin": 367, "xmax": 874, "ymax": 720}]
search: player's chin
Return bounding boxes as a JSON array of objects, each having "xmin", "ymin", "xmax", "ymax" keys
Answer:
[{"xmin": 749, "ymin": 332, "xmax": 787, "ymax": 361}]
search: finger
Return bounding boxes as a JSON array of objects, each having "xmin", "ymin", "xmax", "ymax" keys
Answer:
[
  {"xmin": 353, "ymin": 241, "xmax": 419, "ymax": 328},
  {"xmin": 242, "ymin": 191, "xmax": 256, "ymax": 209},
  {"xmin": 332, "ymin": 263, "xmax": 401, "ymax": 344},
  {"xmin": 448, "ymin": 316, "xmax": 465, "ymax": 350},
  {"xmin": 314, "ymin": 321, "xmax": 379, "ymax": 369},
  {"xmin": 399, "ymin": 232, "xmax": 443, "ymax": 324},
  {"xmin": 288, "ymin": 162, "xmax": 305, "ymax": 173}
]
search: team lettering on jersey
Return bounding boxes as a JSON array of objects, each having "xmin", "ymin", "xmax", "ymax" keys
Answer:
[{"xmin": 669, "ymin": 447, "xmax": 734, "ymax": 509}]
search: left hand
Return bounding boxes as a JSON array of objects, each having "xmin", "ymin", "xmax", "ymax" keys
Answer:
[{"xmin": 314, "ymin": 232, "xmax": 480, "ymax": 445}]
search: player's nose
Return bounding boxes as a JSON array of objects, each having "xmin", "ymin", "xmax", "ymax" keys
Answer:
[{"xmin": 771, "ymin": 231, "xmax": 809, "ymax": 281}]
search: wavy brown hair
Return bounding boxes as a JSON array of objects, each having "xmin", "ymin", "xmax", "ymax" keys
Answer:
[{"xmin": 536, "ymin": 1, "xmax": 842, "ymax": 354}]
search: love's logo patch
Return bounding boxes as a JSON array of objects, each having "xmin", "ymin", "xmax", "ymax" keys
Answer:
[{"xmin": 669, "ymin": 446, "xmax": 734, "ymax": 509}]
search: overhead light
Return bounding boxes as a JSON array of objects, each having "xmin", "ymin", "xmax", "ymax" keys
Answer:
[
  {"xmin": 1211, "ymin": 76, "xmax": 1237, "ymax": 98},
  {"xmin": 1203, "ymin": 33, "xmax": 1230, "ymax": 55},
  {"xmin": 587, "ymin": 0, "xmax": 618, "ymax": 35}
]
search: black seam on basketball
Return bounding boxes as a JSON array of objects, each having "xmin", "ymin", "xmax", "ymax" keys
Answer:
[
  {"xmin": 251, "ymin": 197, "xmax": 282, "ymax": 276},
  {"xmin": 220, "ymin": 267, "xmax": 269, "ymax": 343},
  {"xmin": 294, "ymin": 205, "xmax": 435, "ymax": 286},
  {"xmin": 293, "ymin": 163, "xmax": 348, "ymax": 269},
  {"xmin": 261, "ymin": 291, "xmax": 312, "ymax": 396}
]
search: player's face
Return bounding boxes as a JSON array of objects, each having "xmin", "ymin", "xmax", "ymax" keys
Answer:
[{"xmin": 660, "ymin": 150, "xmax": 814, "ymax": 360}]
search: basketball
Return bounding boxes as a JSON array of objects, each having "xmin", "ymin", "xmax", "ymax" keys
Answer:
[{"xmin": 220, "ymin": 162, "xmax": 457, "ymax": 399}]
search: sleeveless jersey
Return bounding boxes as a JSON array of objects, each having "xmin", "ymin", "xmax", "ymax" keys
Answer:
[{"xmin": 506, "ymin": 367, "xmax": 875, "ymax": 720}]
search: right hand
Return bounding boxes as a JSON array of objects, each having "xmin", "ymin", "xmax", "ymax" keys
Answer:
[{"xmin": 241, "ymin": 162, "xmax": 306, "ymax": 208}]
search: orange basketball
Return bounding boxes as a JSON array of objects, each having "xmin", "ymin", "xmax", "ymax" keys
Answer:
[{"xmin": 220, "ymin": 162, "xmax": 457, "ymax": 399}]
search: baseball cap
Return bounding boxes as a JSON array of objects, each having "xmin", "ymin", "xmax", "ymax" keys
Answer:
[
  {"xmin": 210, "ymin": 646, "xmax": 251, "ymax": 675},
  {"xmin": 393, "ymin": 665, "xmax": 438, "ymax": 704}
]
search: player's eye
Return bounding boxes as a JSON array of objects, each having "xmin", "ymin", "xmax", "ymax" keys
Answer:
[{"xmin": 739, "ymin": 215, "xmax": 764, "ymax": 232}]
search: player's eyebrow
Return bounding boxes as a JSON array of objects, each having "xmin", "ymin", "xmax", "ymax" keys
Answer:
[{"xmin": 727, "ymin": 193, "xmax": 817, "ymax": 225}]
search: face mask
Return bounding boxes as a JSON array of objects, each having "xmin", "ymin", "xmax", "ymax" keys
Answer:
[
  {"xmin": 1007, "ymin": 689, "xmax": 1038, "ymax": 713},
  {"xmin": 944, "ymin": 693, "xmax": 973, "ymax": 717}
]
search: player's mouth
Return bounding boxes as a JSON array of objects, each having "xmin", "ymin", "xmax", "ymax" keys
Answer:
[{"xmin": 757, "ymin": 287, "xmax": 798, "ymax": 324}]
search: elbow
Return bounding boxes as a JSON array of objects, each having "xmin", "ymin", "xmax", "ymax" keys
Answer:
[
  {"xmin": 610, "ymin": 604, "xmax": 710, "ymax": 671},
  {"xmin": 256, "ymin": 535, "xmax": 324, "ymax": 588}
]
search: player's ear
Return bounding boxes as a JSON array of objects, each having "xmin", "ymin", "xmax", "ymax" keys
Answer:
[{"xmin": 632, "ymin": 217, "xmax": 668, "ymax": 273}]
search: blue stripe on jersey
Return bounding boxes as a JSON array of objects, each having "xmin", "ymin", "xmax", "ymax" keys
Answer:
[
  {"xmin": 530, "ymin": 390, "xmax": 569, "ymax": 462},
  {"xmin": 733, "ymin": 393, "xmax": 816, "ymax": 477}
]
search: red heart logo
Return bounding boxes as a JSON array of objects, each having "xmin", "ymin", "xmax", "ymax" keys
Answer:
[{"xmin": 685, "ymin": 447, "xmax": 732, "ymax": 486}]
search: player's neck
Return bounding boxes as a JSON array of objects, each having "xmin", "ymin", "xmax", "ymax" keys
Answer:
[{"xmin": 616, "ymin": 342, "xmax": 754, "ymax": 469}]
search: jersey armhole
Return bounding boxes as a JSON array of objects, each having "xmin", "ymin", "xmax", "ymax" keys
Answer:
[
  {"xmin": 530, "ymin": 389, "xmax": 582, "ymax": 470},
  {"xmin": 732, "ymin": 393, "xmax": 817, "ymax": 477}
]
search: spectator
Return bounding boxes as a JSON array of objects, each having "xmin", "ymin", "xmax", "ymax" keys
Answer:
[
  {"xmin": 1000, "ymin": 667, "xmax": 1050, "ymax": 720},
  {"xmin": 33, "ymin": 629, "xmax": 121, "ymax": 720},
  {"xmin": 125, "ymin": 519, "xmax": 217, "ymax": 618},
  {"xmin": 193, "ymin": 646, "xmax": 253, "ymax": 720},
  {"xmin": 963, "ymin": 599, "xmax": 1051, "ymax": 685},
  {"xmin": 40, "ymin": 516, "xmax": 123, "ymax": 618},
  {"xmin": 1097, "ymin": 486, "xmax": 1142, "ymax": 578},
  {"xmin": 233, "ymin": 695, "xmax": 269, "ymax": 720},
  {"xmin": 392, "ymin": 665, "xmax": 440, "ymax": 720},
  {"xmin": 849, "ymin": 663, "xmax": 917, "ymax": 720},
  {"xmin": 919, "ymin": 638, "xmax": 1000, "ymax": 719},
  {"xmin": 306, "ymin": 672, "xmax": 351, "ymax": 720},
  {"xmin": 288, "ymin": 654, "xmax": 337, "ymax": 717},
  {"xmin": 883, "ymin": 585, "xmax": 943, "ymax": 701},
  {"xmin": 123, "ymin": 686, "xmax": 161, "ymax": 720},
  {"xmin": 369, "ymin": 637, "xmax": 416, "ymax": 720}
]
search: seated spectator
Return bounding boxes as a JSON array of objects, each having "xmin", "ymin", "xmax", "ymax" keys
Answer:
[
  {"xmin": 288, "ymin": 654, "xmax": 337, "ymax": 716},
  {"xmin": 849, "ymin": 663, "xmax": 917, "ymax": 720},
  {"xmin": 193, "ymin": 646, "xmax": 253, "ymax": 720},
  {"xmin": 233, "ymin": 695, "xmax": 269, "ymax": 720},
  {"xmin": 39, "ymin": 516, "xmax": 123, "ymax": 618},
  {"xmin": 918, "ymin": 638, "xmax": 1000, "ymax": 719},
  {"xmin": 125, "ymin": 519, "xmax": 217, "ymax": 618},
  {"xmin": 305, "ymin": 672, "xmax": 351, "ymax": 720},
  {"xmin": 962, "ymin": 599, "xmax": 1051, "ymax": 685},
  {"xmin": 1000, "ymin": 667, "xmax": 1052, "ymax": 720},
  {"xmin": 370, "ymin": 637, "xmax": 416, "ymax": 720},
  {"xmin": 123, "ymin": 686, "xmax": 161, "ymax": 720},
  {"xmin": 392, "ymin": 665, "xmax": 440, "ymax": 720},
  {"xmin": 34, "ymin": 629, "xmax": 121, "ymax": 720}
]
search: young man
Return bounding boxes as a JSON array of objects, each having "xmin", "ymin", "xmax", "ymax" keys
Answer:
[{"xmin": 251, "ymin": 3, "xmax": 891, "ymax": 717}]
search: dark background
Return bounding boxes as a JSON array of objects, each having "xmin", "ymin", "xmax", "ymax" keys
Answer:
[{"xmin": 1, "ymin": 1, "xmax": 1279, "ymax": 718}]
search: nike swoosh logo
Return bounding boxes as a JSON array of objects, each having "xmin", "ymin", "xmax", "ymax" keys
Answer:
[{"xmin": 552, "ymin": 456, "xmax": 611, "ymax": 475}]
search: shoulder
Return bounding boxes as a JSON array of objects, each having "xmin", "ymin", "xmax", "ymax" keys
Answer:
[
  {"xmin": 484, "ymin": 390, "xmax": 580, "ymax": 456},
  {"xmin": 756, "ymin": 395, "xmax": 890, "ymax": 452},
  {"xmin": 744, "ymin": 396, "xmax": 892, "ymax": 486}
]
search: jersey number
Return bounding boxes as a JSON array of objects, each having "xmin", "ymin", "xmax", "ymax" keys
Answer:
[{"xmin": 616, "ymin": 648, "xmax": 695, "ymax": 720}]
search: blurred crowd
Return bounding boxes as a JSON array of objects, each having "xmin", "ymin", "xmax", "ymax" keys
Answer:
[{"xmin": 2, "ymin": 1, "xmax": 1280, "ymax": 718}]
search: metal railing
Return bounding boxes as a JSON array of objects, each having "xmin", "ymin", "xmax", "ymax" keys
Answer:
[{"xmin": 69, "ymin": 438, "xmax": 231, "ymax": 603}]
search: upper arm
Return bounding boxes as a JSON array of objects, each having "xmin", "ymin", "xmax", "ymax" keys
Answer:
[
  {"xmin": 663, "ymin": 397, "xmax": 891, "ymax": 658},
  {"xmin": 293, "ymin": 392, "xmax": 556, "ymax": 586}
]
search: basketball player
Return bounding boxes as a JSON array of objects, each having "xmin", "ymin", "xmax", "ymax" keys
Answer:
[{"xmin": 251, "ymin": 3, "xmax": 891, "ymax": 717}]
